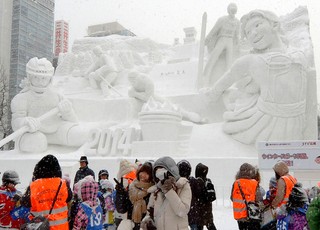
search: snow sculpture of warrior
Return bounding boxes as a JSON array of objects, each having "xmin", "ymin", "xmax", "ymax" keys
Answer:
[
  {"xmin": 204, "ymin": 10, "xmax": 310, "ymax": 144},
  {"xmin": 11, "ymin": 57, "xmax": 89, "ymax": 152}
]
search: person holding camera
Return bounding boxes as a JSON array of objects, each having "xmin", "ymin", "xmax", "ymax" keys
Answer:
[{"xmin": 141, "ymin": 156, "xmax": 191, "ymax": 230}]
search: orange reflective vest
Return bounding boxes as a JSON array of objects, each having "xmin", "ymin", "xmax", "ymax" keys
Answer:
[
  {"xmin": 232, "ymin": 179, "xmax": 258, "ymax": 220},
  {"xmin": 30, "ymin": 178, "xmax": 69, "ymax": 230},
  {"xmin": 278, "ymin": 175, "xmax": 297, "ymax": 207}
]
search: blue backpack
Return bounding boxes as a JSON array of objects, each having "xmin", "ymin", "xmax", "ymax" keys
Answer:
[{"xmin": 81, "ymin": 203, "xmax": 103, "ymax": 230}]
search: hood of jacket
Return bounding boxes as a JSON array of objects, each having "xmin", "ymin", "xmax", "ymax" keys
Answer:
[
  {"xmin": 177, "ymin": 160, "xmax": 191, "ymax": 178},
  {"xmin": 273, "ymin": 161, "xmax": 289, "ymax": 177},
  {"xmin": 33, "ymin": 154, "xmax": 62, "ymax": 180},
  {"xmin": 236, "ymin": 163, "xmax": 256, "ymax": 179},
  {"xmin": 195, "ymin": 163, "xmax": 208, "ymax": 180},
  {"xmin": 79, "ymin": 176, "xmax": 99, "ymax": 204},
  {"xmin": 153, "ymin": 156, "xmax": 180, "ymax": 181}
]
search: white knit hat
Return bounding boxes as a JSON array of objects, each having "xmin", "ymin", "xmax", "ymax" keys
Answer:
[
  {"xmin": 117, "ymin": 159, "xmax": 137, "ymax": 180},
  {"xmin": 100, "ymin": 179, "xmax": 114, "ymax": 190}
]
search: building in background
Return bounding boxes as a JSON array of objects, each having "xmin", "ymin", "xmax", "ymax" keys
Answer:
[
  {"xmin": 183, "ymin": 27, "xmax": 197, "ymax": 44},
  {"xmin": 54, "ymin": 20, "xmax": 68, "ymax": 57},
  {"xmin": 0, "ymin": 1, "xmax": 13, "ymax": 74},
  {"xmin": 9, "ymin": 0, "xmax": 55, "ymax": 99},
  {"xmin": 87, "ymin": 21, "xmax": 135, "ymax": 37}
]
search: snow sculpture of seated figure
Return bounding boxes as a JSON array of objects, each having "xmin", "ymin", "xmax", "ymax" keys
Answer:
[
  {"xmin": 128, "ymin": 70, "xmax": 206, "ymax": 123},
  {"xmin": 11, "ymin": 57, "xmax": 89, "ymax": 152},
  {"xmin": 85, "ymin": 46, "xmax": 119, "ymax": 96},
  {"xmin": 203, "ymin": 10, "xmax": 309, "ymax": 144}
]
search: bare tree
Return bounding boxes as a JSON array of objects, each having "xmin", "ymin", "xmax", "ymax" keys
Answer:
[{"xmin": 0, "ymin": 62, "xmax": 12, "ymax": 150}]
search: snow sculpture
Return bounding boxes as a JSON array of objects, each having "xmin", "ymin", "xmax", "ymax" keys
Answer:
[
  {"xmin": 84, "ymin": 46, "xmax": 119, "ymax": 96},
  {"xmin": 128, "ymin": 70, "xmax": 206, "ymax": 124},
  {"xmin": 203, "ymin": 9, "xmax": 315, "ymax": 144},
  {"xmin": 202, "ymin": 3, "xmax": 240, "ymax": 86},
  {"xmin": 10, "ymin": 57, "xmax": 92, "ymax": 152},
  {"xmin": 139, "ymin": 97, "xmax": 182, "ymax": 141}
]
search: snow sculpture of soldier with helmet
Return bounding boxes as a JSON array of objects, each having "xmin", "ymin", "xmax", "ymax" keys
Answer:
[{"xmin": 10, "ymin": 57, "xmax": 90, "ymax": 152}]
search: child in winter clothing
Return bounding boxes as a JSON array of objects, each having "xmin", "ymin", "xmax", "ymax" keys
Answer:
[
  {"xmin": 306, "ymin": 193, "xmax": 320, "ymax": 230},
  {"xmin": 100, "ymin": 179, "xmax": 116, "ymax": 230},
  {"xmin": 276, "ymin": 183, "xmax": 310, "ymax": 230},
  {"xmin": 129, "ymin": 161, "xmax": 154, "ymax": 230},
  {"xmin": 73, "ymin": 175, "xmax": 103, "ymax": 229},
  {"xmin": 261, "ymin": 177, "xmax": 277, "ymax": 230},
  {"xmin": 0, "ymin": 170, "xmax": 25, "ymax": 229}
]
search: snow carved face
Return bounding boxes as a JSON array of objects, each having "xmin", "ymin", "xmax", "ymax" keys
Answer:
[{"xmin": 245, "ymin": 16, "xmax": 276, "ymax": 50}]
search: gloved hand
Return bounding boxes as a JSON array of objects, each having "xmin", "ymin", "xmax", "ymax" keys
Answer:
[
  {"xmin": 141, "ymin": 216, "xmax": 157, "ymax": 230},
  {"xmin": 24, "ymin": 117, "xmax": 41, "ymax": 133},
  {"xmin": 58, "ymin": 99, "xmax": 73, "ymax": 114},
  {"xmin": 159, "ymin": 176, "xmax": 176, "ymax": 194},
  {"xmin": 114, "ymin": 177, "xmax": 125, "ymax": 192}
]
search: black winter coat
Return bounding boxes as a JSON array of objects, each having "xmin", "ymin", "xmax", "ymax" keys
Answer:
[
  {"xmin": 73, "ymin": 166, "xmax": 95, "ymax": 185},
  {"xmin": 196, "ymin": 163, "xmax": 216, "ymax": 226},
  {"xmin": 188, "ymin": 176, "xmax": 207, "ymax": 225}
]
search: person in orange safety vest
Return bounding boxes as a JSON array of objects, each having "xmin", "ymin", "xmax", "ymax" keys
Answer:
[
  {"xmin": 271, "ymin": 161, "xmax": 297, "ymax": 209},
  {"xmin": 21, "ymin": 154, "xmax": 72, "ymax": 230},
  {"xmin": 231, "ymin": 163, "xmax": 262, "ymax": 230}
]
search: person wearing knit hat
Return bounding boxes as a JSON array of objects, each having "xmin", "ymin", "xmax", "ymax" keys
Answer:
[
  {"xmin": 0, "ymin": 170, "xmax": 25, "ymax": 228},
  {"xmin": 272, "ymin": 161, "xmax": 297, "ymax": 209},
  {"xmin": 74, "ymin": 155, "xmax": 95, "ymax": 185},
  {"xmin": 20, "ymin": 154, "xmax": 72, "ymax": 229},
  {"xmin": 129, "ymin": 161, "xmax": 154, "ymax": 230}
]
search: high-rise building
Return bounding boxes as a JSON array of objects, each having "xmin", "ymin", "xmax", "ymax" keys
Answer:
[
  {"xmin": 9, "ymin": 0, "xmax": 55, "ymax": 99},
  {"xmin": 0, "ymin": 1, "xmax": 13, "ymax": 74},
  {"xmin": 54, "ymin": 20, "xmax": 69, "ymax": 57},
  {"xmin": 87, "ymin": 21, "xmax": 135, "ymax": 37}
]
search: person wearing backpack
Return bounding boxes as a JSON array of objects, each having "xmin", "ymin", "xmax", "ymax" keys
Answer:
[
  {"xmin": 196, "ymin": 163, "xmax": 217, "ymax": 230},
  {"xmin": 277, "ymin": 183, "xmax": 310, "ymax": 230}
]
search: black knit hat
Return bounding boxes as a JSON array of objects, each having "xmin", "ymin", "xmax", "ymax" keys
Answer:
[
  {"xmin": 79, "ymin": 156, "xmax": 88, "ymax": 164},
  {"xmin": 33, "ymin": 154, "xmax": 62, "ymax": 180}
]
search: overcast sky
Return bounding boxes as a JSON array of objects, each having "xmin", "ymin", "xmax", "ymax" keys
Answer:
[
  {"xmin": 54, "ymin": 0, "xmax": 316, "ymax": 44},
  {"xmin": 54, "ymin": 0, "xmax": 320, "ymax": 66}
]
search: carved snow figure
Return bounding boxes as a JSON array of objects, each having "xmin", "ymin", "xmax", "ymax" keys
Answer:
[
  {"xmin": 85, "ymin": 46, "xmax": 119, "ymax": 96},
  {"xmin": 204, "ymin": 10, "xmax": 311, "ymax": 144},
  {"xmin": 11, "ymin": 57, "xmax": 89, "ymax": 152},
  {"xmin": 128, "ymin": 71, "xmax": 206, "ymax": 124},
  {"xmin": 203, "ymin": 3, "xmax": 240, "ymax": 86}
]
